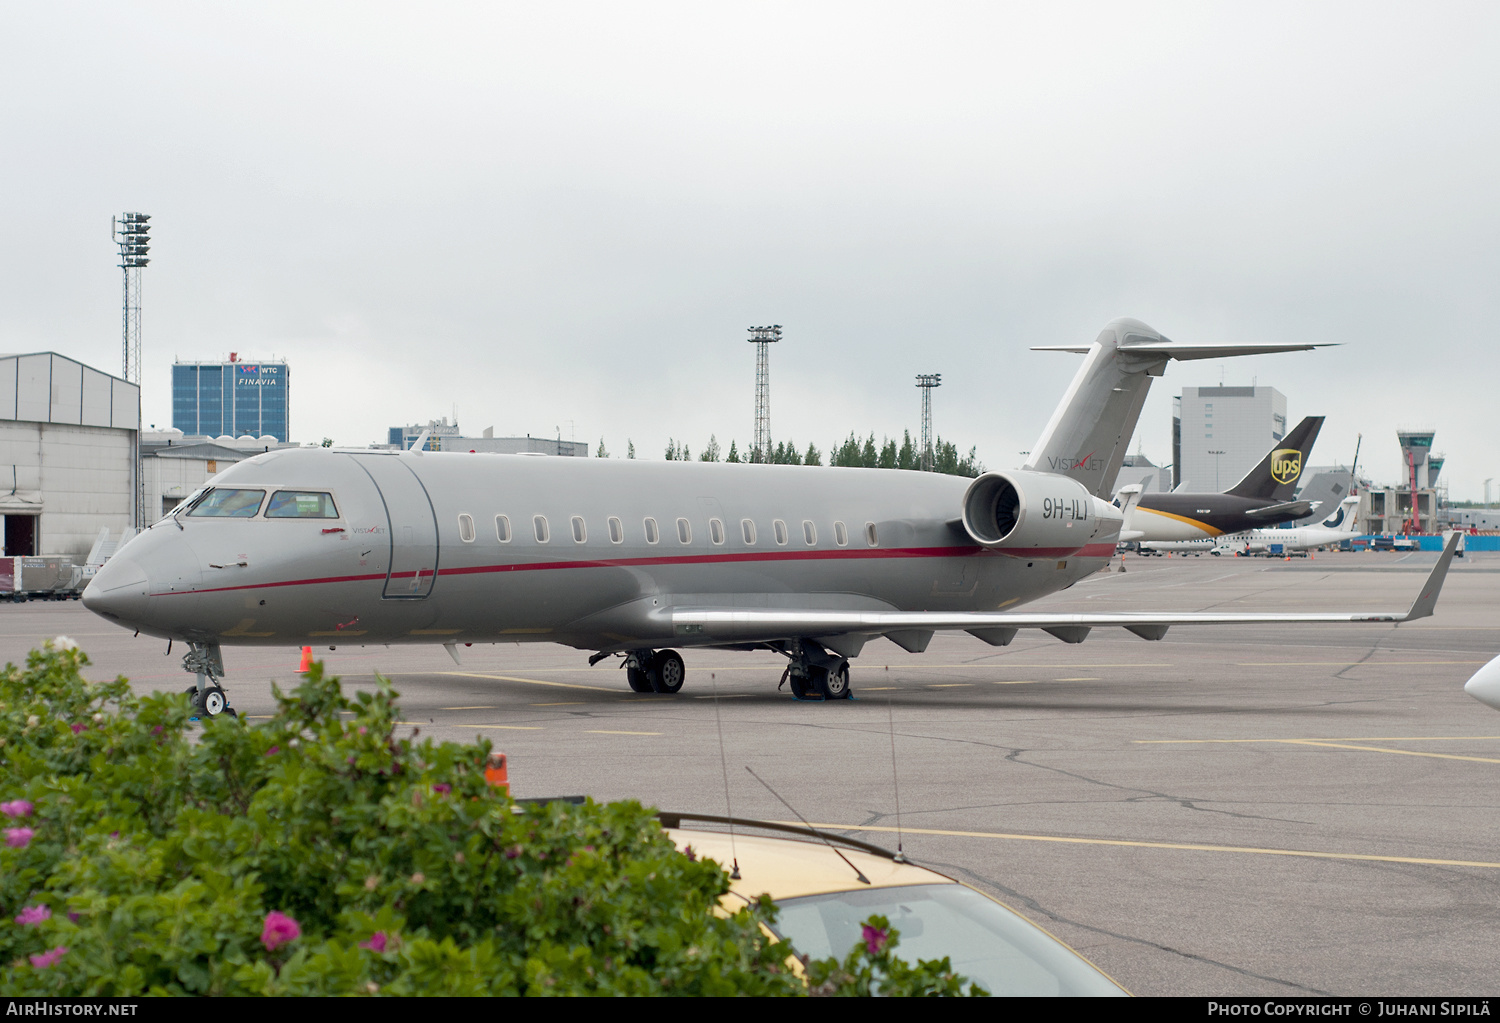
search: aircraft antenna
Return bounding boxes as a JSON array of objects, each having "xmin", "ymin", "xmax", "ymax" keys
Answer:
[
  {"xmin": 747, "ymin": 326, "xmax": 781, "ymax": 462},
  {"xmin": 916, "ymin": 373, "xmax": 941, "ymax": 471},
  {"xmin": 710, "ymin": 672, "xmax": 740, "ymax": 879},
  {"xmin": 746, "ymin": 766, "xmax": 869, "ymax": 884},
  {"xmin": 887, "ymin": 694, "xmax": 906, "ymax": 863}
]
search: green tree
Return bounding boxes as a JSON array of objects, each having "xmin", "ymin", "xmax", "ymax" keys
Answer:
[
  {"xmin": 896, "ymin": 431, "xmax": 918, "ymax": 471},
  {"xmin": 879, "ymin": 438, "xmax": 898, "ymax": 469},
  {"xmin": 700, "ymin": 435, "xmax": 722, "ymax": 462},
  {"xmin": 803, "ymin": 442, "xmax": 822, "ymax": 467},
  {"xmin": 627, "ymin": 440, "xmax": 636, "ymax": 460},
  {"xmin": 725, "ymin": 440, "xmax": 741, "ymax": 463},
  {"xmin": 596, "ymin": 438, "xmax": 609, "ymax": 459}
]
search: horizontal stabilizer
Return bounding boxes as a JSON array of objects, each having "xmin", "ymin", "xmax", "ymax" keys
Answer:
[
  {"xmin": 1030, "ymin": 342, "xmax": 1334, "ymax": 359},
  {"xmin": 1246, "ymin": 500, "xmax": 1315, "ymax": 519}
]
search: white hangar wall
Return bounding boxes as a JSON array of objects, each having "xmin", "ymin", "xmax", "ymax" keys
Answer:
[{"xmin": 0, "ymin": 353, "xmax": 140, "ymax": 558}]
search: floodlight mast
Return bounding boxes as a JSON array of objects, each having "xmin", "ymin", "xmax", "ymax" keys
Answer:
[
  {"xmin": 748, "ymin": 325, "xmax": 781, "ymax": 463},
  {"xmin": 112, "ymin": 212, "xmax": 151, "ymax": 384},
  {"xmin": 915, "ymin": 373, "xmax": 941, "ymax": 471}
]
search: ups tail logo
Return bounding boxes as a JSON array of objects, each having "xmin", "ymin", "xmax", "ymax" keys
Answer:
[{"xmin": 1270, "ymin": 449, "xmax": 1302, "ymax": 485}]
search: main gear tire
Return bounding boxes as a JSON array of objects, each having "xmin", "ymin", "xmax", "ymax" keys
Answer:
[
  {"xmin": 626, "ymin": 666, "xmax": 655, "ymax": 693},
  {"xmin": 815, "ymin": 661, "xmax": 852, "ymax": 700},
  {"xmin": 650, "ymin": 649, "xmax": 686, "ymax": 694}
]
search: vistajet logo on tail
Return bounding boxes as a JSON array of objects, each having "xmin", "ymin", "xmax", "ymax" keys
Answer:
[{"xmin": 1047, "ymin": 451, "xmax": 1103, "ymax": 473}]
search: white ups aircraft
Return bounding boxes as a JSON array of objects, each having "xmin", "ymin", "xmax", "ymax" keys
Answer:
[{"xmin": 83, "ymin": 318, "xmax": 1460, "ymax": 717}]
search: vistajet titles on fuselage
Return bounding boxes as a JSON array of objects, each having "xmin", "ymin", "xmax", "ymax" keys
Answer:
[{"xmin": 82, "ymin": 319, "xmax": 1461, "ymax": 718}]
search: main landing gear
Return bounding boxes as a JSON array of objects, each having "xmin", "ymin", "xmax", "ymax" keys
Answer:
[
  {"xmin": 613, "ymin": 648, "xmax": 686, "ymax": 694},
  {"xmin": 182, "ymin": 641, "xmax": 236, "ymax": 719},
  {"xmin": 780, "ymin": 641, "xmax": 853, "ymax": 701}
]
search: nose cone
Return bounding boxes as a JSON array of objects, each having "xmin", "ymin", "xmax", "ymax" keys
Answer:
[
  {"xmin": 82, "ymin": 556, "xmax": 149, "ymax": 625},
  {"xmin": 1463, "ymin": 653, "xmax": 1500, "ymax": 711}
]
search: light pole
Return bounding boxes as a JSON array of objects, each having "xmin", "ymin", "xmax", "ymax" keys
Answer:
[
  {"xmin": 1208, "ymin": 449, "xmax": 1225, "ymax": 491},
  {"xmin": 112, "ymin": 212, "xmax": 150, "ymax": 529},
  {"xmin": 916, "ymin": 374, "xmax": 941, "ymax": 471},
  {"xmin": 747, "ymin": 326, "xmax": 781, "ymax": 462}
]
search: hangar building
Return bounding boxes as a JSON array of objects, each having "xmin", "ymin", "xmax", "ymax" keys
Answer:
[{"xmin": 0, "ymin": 352, "xmax": 140, "ymax": 557}]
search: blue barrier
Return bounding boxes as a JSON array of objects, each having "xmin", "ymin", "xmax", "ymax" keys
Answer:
[{"xmin": 1348, "ymin": 535, "xmax": 1500, "ymax": 551}]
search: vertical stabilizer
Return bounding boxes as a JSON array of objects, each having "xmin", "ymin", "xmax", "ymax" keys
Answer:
[
  {"xmin": 1225, "ymin": 416, "xmax": 1324, "ymax": 501},
  {"xmin": 1027, "ymin": 320, "xmax": 1332, "ymax": 497}
]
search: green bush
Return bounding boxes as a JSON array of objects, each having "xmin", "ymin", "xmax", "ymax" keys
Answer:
[{"xmin": 0, "ymin": 641, "xmax": 980, "ymax": 996}]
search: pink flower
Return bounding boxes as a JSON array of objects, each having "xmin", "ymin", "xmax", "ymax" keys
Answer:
[
  {"xmin": 69, "ymin": 723, "xmax": 86, "ymax": 734},
  {"xmin": 260, "ymin": 910, "xmax": 301, "ymax": 952},
  {"xmin": 0, "ymin": 800, "xmax": 33, "ymax": 818},
  {"xmin": 264, "ymin": 746, "xmax": 279, "ymax": 757},
  {"xmin": 862, "ymin": 923, "xmax": 889, "ymax": 955},
  {"xmin": 6, "ymin": 827, "xmax": 34, "ymax": 848},
  {"xmin": 359, "ymin": 931, "xmax": 388, "ymax": 952},
  {"xmin": 504, "ymin": 845, "xmax": 522, "ymax": 859},
  {"xmin": 15, "ymin": 905, "xmax": 51, "ymax": 925},
  {"xmin": 67, "ymin": 912, "xmax": 79, "ymax": 923},
  {"xmin": 29, "ymin": 946, "xmax": 67, "ymax": 969},
  {"xmin": 432, "ymin": 783, "xmax": 451, "ymax": 795}
]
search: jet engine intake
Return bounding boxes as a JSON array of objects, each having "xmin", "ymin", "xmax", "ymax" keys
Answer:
[{"xmin": 960, "ymin": 469, "xmax": 1120, "ymax": 549}]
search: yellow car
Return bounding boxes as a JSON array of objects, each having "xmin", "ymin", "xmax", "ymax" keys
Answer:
[{"xmin": 659, "ymin": 813, "xmax": 1128, "ymax": 997}]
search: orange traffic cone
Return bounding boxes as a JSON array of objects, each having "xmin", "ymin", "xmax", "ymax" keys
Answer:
[
  {"xmin": 484, "ymin": 751, "xmax": 509, "ymax": 794},
  {"xmin": 299, "ymin": 646, "xmax": 312, "ymax": 672}
]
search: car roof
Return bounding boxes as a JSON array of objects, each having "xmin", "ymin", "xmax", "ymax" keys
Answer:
[{"xmin": 666, "ymin": 827, "xmax": 953, "ymax": 901}]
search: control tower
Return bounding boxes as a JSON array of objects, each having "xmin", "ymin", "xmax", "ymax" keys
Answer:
[{"xmin": 1397, "ymin": 429, "xmax": 1435, "ymax": 488}]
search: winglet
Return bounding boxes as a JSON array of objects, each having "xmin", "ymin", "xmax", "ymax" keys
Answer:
[{"xmin": 1402, "ymin": 532, "xmax": 1462, "ymax": 622}]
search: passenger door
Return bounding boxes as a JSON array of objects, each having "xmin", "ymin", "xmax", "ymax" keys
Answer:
[{"xmin": 352, "ymin": 455, "xmax": 439, "ymax": 599}]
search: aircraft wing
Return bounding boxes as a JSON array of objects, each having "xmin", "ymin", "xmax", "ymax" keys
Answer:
[{"xmin": 671, "ymin": 533, "xmax": 1459, "ymax": 649}]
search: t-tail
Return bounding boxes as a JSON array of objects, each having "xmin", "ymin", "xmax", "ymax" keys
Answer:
[
  {"xmin": 1225, "ymin": 415, "xmax": 1324, "ymax": 501},
  {"xmin": 1025, "ymin": 318, "xmax": 1332, "ymax": 497},
  {"xmin": 1321, "ymin": 495, "xmax": 1361, "ymax": 534}
]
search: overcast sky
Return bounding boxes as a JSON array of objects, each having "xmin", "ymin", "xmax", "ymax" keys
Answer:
[{"xmin": 4, "ymin": 3, "xmax": 1498, "ymax": 496}]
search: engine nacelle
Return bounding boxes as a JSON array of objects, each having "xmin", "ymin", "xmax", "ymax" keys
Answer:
[{"xmin": 960, "ymin": 469, "xmax": 1122, "ymax": 549}]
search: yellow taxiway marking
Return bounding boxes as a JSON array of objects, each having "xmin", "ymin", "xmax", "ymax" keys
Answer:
[
  {"xmin": 862, "ymin": 686, "xmax": 899, "ymax": 690},
  {"xmin": 1135, "ymin": 736, "xmax": 1500, "ymax": 765},
  {"xmin": 531, "ymin": 701, "xmax": 584, "ymax": 706},
  {"xmin": 441, "ymin": 705, "xmax": 495, "ymax": 711},
  {"xmin": 926, "ymin": 683, "xmax": 973, "ymax": 688},
  {"xmin": 1054, "ymin": 677, "xmax": 1100, "ymax": 682},
  {"xmin": 586, "ymin": 729, "xmax": 661, "ymax": 736},
  {"xmin": 780, "ymin": 822, "xmax": 1500, "ymax": 871},
  {"xmin": 992, "ymin": 680, "xmax": 1038, "ymax": 685},
  {"xmin": 465, "ymin": 724, "xmax": 543, "ymax": 730},
  {"xmin": 694, "ymin": 694, "xmax": 749, "ymax": 699},
  {"xmin": 1236, "ymin": 660, "xmax": 1488, "ymax": 666},
  {"xmin": 440, "ymin": 671, "xmax": 617, "ymax": 693}
]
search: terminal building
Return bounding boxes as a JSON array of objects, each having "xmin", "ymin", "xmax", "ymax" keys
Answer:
[
  {"xmin": 172, "ymin": 355, "xmax": 289, "ymax": 442},
  {"xmin": 1173, "ymin": 385, "xmax": 1287, "ymax": 492},
  {"xmin": 386, "ymin": 418, "xmax": 588, "ymax": 456},
  {"xmin": 0, "ymin": 352, "xmax": 139, "ymax": 557}
]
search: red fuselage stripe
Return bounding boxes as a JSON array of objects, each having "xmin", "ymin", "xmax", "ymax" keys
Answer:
[{"xmin": 153, "ymin": 542, "xmax": 1117, "ymax": 597}]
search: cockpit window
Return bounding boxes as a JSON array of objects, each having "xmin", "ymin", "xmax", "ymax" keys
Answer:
[
  {"xmin": 266, "ymin": 491, "xmax": 339, "ymax": 518},
  {"xmin": 186, "ymin": 488, "xmax": 265, "ymax": 518}
]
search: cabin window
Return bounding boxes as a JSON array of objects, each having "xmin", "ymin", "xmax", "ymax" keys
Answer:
[
  {"xmin": 644, "ymin": 517, "xmax": 659, "ymax": 544},
  {"xmin": 865, "ymin": 521, "xmax": 878, "ymax": 547},
  {"xmin": 709, "ymin": 518, "xmax": 725, "ymax": 545},
  {"xmin": 833, "ymin": 521, "xmax": 848, "ymax": 546},
  {"xmin": 677, "ymin": 517, "xmax": 692, "ymax": 544},
  {"xmin": 187, "ymin": 488, "xmax": 265, "ymax": 518},
  {"xmin": 773, "ymin": 519, "xmax": 788, "ymax": 545},
  {"xmin": 802, "ymin": 520, "xmax": 817, "ymax": 545},
  {"xmin": 266, "ymin": 491, "xmax": 339, "ymax": 519},
  {"xmin": 571, "ymin": 516, "xmax": 587, "ymax": 543},
  {"xmin": 608, "ymin": 516, "xmax": 624, "ymax": 544},
  {"xmin": 495, "ymin": 514, "xmax": 512, "ymax": 542},
  {"xmin": 533, "ymin": 515, "xmax": 549, "ymax": 543},
  {"xmin": 741, "ymin": 519, "xmax": 757, "ymax": 545},
  {"xmin": 458, "ymin": 513, "xmax": 476, "ymax": 543}
]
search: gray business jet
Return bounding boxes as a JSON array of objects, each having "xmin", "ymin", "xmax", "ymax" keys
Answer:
[{"xmin": 83, "ymin": 318, "xmax": 1460, "ymax": 717}]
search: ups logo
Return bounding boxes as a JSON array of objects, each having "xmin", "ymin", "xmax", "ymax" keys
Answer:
[{"xmin": 1270, "ymin": 449, "xmax": 1302, "ymax": 485}]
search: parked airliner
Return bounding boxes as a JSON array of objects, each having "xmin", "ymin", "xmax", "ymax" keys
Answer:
[{"xmin": 82, "ymin": 319, "xmax": 1459, "ymax": 717}]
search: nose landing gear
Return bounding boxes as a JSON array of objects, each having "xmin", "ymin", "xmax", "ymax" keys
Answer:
[{"xmin": 182, "ymin": 642, "xmax": 236, "ymax": 719}]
